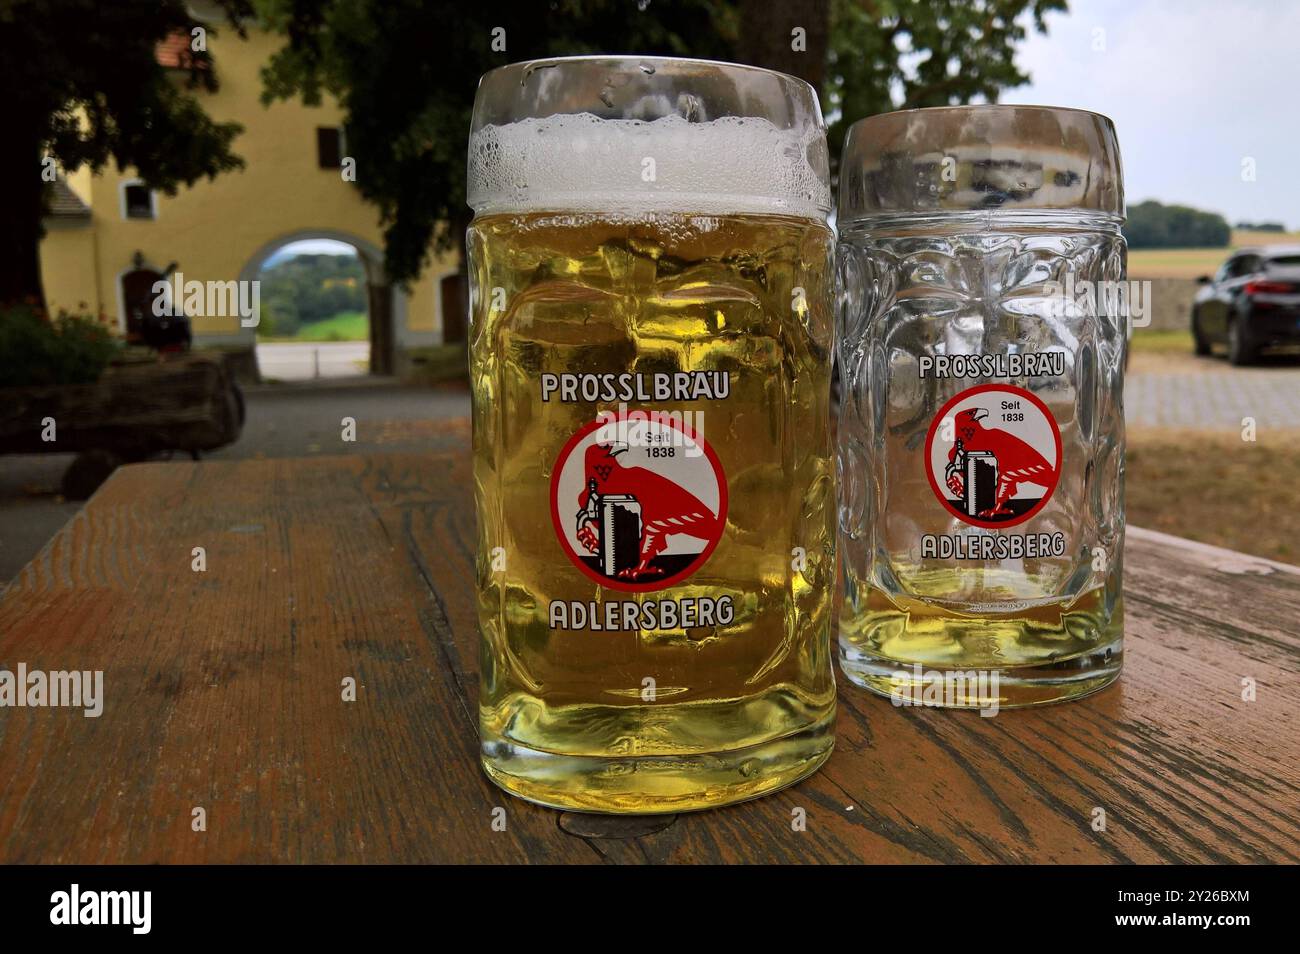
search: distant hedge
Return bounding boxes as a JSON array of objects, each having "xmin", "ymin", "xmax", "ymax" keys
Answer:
[{"xmin": 1124, "ymin": 200, "xmax": 1231, "ymax": 249}]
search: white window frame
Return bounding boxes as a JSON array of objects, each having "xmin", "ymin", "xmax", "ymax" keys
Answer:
[{"xmin": 119, "ymin": 178, "xmax": 158, "ymax": 221}]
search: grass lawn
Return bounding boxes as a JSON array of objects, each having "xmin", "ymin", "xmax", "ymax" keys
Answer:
[
  {"xmin": 1129, "ymin": 328, "xmax": 1195, "ymax": 354},
  {"xmin": 290, "ymin": 310, "xmax": 367, "ymax": 341},
  {"xmin": 1128, "ymin": 229, "xmax": 1300, "ymax": 279},
  {"xmin": 1127, "ymin": 429, "xmax": 1300, "ymax": 564}
]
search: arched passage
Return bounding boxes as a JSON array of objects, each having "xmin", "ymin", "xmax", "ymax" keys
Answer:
[{"xmin": 238, "ymin": 229, "xmax": 407, "ymax": 377}]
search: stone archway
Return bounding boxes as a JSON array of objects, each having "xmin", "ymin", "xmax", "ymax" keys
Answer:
[{"xmin": 238, "ymin": 229, "xmax": 407, "ymax": 376}]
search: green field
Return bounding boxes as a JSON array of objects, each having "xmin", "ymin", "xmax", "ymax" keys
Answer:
[
  {"xmin": 1129, "ymin": 328, "xmax": 1195, "ymax": 354},
  {"xmin": 289, "ymin": 310, "xmax": 367, "ymax": 342},
  {"xmin": 1128, "ymin": 229, "xmax": 1300, "ymax": 279}
]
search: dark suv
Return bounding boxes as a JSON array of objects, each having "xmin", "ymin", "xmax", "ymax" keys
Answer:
[{"xmin": 1192, "ymin": 247, "xmax": 1300, "ymax": 364}]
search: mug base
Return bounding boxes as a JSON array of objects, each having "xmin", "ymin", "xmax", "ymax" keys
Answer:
[
  {"xmin": 839, "ymin": 640, "xmax": 1122, "ymax": 709},
  {"xmin": 480, "ymin": 710, "xmax": 835, "ymax": 814}
]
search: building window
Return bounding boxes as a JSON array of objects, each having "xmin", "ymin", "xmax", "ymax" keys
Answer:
[
  {"xmin": 121, "ymin": 180, "xmax": 157, "ymax": 220},
  {"xmin": 317, "ymin": 127, "xmax": 343, "ymax": 169}
]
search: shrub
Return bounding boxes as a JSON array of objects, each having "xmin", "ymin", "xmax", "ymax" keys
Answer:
[{"xmin": 0, "ymin": 303, "xmax": 120, "ymax": 387}]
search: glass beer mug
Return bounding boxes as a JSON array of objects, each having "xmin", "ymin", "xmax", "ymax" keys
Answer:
[
  {"xmin": 836, "ymin": 105, "xmax": 1126, "ymax": 708},
  {"xmin": 467, "ymin": 57, "xmax": 837, "ymax": 811}
]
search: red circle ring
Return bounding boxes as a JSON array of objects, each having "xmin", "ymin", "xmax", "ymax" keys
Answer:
[
  {"xmin": 922, "ymin": 382, "xmax": 1064, "ymax": 531},
  {"xmin": 548, "ymin": 415, "xmax": 729, "ymax": 593}
]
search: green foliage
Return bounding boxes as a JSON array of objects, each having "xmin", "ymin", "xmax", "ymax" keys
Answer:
[
  {"xmin": 292, "ymin": 310, "xmax": 367, "ymax": 341},
  {"xmin": 1125, "ymin": 200, "xmax": 1232, "ymax": 249},
  {"xmin": 1236, "ymin": 221, "xmax": 1288, "ymax": 233},
  {"xmin": 0, "ymin": 305, "xmax": 120, "ymax": 387},
  {"xmin": 259, "ymin": 0, "xmax": 1061, "ymax": 287},
  {"xmin": 824, "ymin": 0, "xmax": 1066, "ymax": 168},
  {"xmin": 0, "ymin": 0, "xmax": 255, "ymax": 304},
  {"xmin": 256, "ymin": 253, "xmax": 367, "ymax": 337},
  {"xmin": 7, "ymin": 0, "xmax": 253, "ymax": 189},
  {"xmin": 259, "ymin": 292, "xmax": 301, "ymax": 338},
  {"xmin": 259, "ymin": 0, "xmax": 736, "ymax": 288}
]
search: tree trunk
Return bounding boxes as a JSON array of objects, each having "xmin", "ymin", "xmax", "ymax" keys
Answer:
[
  {"xmin": 737, "ymin": 0, "xmax": 831, "ymax": 96},
  {"xmin": 368, "ymin": 282, "xmax": 394, "ymax": 375},
  {"xmin": 442, "ymin": 211, "xmax": 473, "ymax": 345},
  {"xmin": 0, "ymin": 128, "xmax": 50, "ymax": 310},
  {"xmin": 440, "ymin": 273, "xmax": 467, "ymax": 344}
]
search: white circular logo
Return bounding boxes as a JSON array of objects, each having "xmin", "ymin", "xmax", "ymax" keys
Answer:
[
  {"xmin": 924, "ymin": 384, "xmax": 1062, "ymax": 529},
  {"xmin": 550, "ymin": 416, "xmax": 727, "ymax": 592}
]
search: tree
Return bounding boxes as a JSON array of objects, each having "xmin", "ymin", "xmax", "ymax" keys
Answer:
[
  {"xmin": 259, "ymin": 0, "xmax": 1063, "ymax": 332},
  {"xmin": 825, "ymin": 0, "xmax": 1066, "ymax": 164},
  {"xmin": 736, "ymin": 0, "xmax": 830, "ymax": 92},
  {"xmin": 259, "ymin": 0, "xmax": 736, "ymax": 355},
  {"xmin": 0, "ymin": 0, "xmax": 254, "ymax": 308},
  {"xmin": 1125, "ymin": 200, "xmax": 1231, "ymax": 250}
]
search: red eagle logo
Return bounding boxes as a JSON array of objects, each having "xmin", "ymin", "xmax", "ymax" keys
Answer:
[
  {"xmin": 575, "ymin": 443, "xmax": 723, "ymax": 580},
  {"xmin": 942, "ymin": 406, "xmax": 1058, "ymax": 520}
]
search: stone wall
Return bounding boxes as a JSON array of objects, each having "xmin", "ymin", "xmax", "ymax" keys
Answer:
[{"xmin": 1131, "ymin": 276, "xmax": 1198, "ymax": 332}]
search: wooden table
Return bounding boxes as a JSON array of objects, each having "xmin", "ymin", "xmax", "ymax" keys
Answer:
[{"xmin": 1, "ymin": 446, "xmax": 1296, "ymax": 864}]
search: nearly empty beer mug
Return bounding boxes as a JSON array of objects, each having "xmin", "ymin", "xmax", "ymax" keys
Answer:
[
  {"xmin": 836, "ymin": 105, "xmax": 1127, "ymax": 708},
  {"xmin": 468, "ymin": 57, "xmax": 837, "ymax": 812}
]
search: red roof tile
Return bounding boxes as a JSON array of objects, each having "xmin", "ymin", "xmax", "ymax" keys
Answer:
[{"xmin": 155, "ymin": 31, "xmax": 209, "ymax": 71}]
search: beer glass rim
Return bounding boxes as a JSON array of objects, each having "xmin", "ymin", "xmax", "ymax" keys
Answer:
[
  {"xmin": 467, "ymin": 54, "xmax": 833, "ymax": 219},
  {"xmin": 476, "ymin": 54, "xmax": 821, "ymax": 104},
  {"xmin": 847, "ymin": 102, "xmax": 1116, "ymax": 124},
  {"xmin": 838, "ymin": 102, "xmax": 1124, "ymax": 219}
]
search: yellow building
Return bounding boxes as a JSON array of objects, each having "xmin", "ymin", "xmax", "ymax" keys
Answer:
[{"xmin": 39, "ymin": 12, "xmax": 456, "ymax": 373}]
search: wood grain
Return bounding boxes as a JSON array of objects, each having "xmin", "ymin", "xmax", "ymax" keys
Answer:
[{"xmin": 0, "ymin": 448, "xmax": 1295, "ymax": 863}]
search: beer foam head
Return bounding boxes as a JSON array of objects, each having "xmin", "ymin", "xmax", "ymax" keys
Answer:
[{"xmin": 467, "ymin": 112, "xmax": 831, "ymax": 219}]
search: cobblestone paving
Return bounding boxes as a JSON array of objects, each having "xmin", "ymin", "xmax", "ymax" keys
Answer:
[{"xmin": 1126, "ymin": 353, "xmax": 1300, "ymax": 431}]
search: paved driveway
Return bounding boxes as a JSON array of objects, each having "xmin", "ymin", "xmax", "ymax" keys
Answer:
[
  {"xmin": 1125, "ymin": 351, "xmax": 1300, "ymax": 432},
  {"xmin": 256, "ymin": 341, "xmax": 370, "ymax": 381}
]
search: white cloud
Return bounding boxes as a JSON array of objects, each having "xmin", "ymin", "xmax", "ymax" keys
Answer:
[{"xmin": 1001, "ymin": 0, "xmax": 1300, "ymax": 227}]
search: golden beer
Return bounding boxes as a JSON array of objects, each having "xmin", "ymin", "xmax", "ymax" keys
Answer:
[{"xmin": 467, "ymin": 58, "xmax": 836, "ymax": 812}]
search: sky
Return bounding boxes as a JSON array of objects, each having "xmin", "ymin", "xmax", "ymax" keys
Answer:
[
  {"xmin": 1000, "ymin": 0, "xmax": 1300, "ymax": 228},
  {"xmin": 263, "ymin": 238, "xmax": 357, "ymax": 266},
  {"xmin": 265, "ymin": 2, "xmax": 1300, "ymax": 240}
]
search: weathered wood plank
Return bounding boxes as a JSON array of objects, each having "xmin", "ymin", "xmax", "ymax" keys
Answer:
[
  {"xmin": 0, "ymin": 450, "xmax": 1295, "ymax": 863},
  {"xmin": 0, "ymin": 453, "xmax": 587, "ymax": 863}
]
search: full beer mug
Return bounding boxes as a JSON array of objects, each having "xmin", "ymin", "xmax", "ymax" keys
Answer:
[
  {"xmin": 467, "ymin": 57, "xmax": 837, "ymax": 811},
  {"xmin": 836, "ymin": 105, "xmax": 1126, "ymax": 707}
]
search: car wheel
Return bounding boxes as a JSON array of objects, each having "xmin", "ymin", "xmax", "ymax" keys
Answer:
[
  {"xmin": 1191, "ymin": 309, "xmax": 1212, "ymax": 355},
  {"xmin": 1227, "ymin": 318, "xmax": 1256, "ymax": 366}
]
